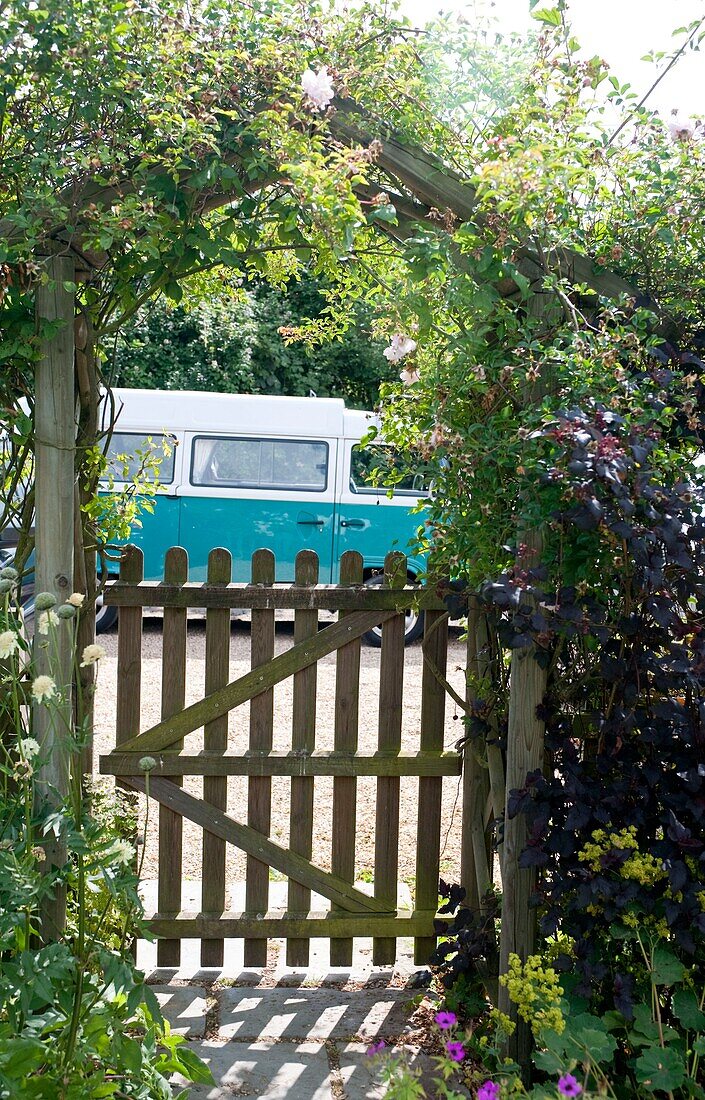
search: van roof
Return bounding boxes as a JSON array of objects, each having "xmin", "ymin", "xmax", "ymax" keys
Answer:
[{"xmin": 109, "ymin": 388, "xmax": 356, "ymax": 437}]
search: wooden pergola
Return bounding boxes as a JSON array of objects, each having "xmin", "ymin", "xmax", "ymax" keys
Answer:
[{"xmin": 22, "ymin": 100, "xmax": 648, "ymax": 1059}]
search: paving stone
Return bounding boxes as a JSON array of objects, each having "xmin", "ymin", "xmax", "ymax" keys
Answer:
[
  {"xmin": 218, "ymin": 987, "xmax": 411, "ymax": 1042},
  {"xmin": 336, "ymin": 1042, "xmax": 439, "ymax": 1100},
  {"xmin": 152, "ymin": 985, "xmax": 208, "ymax": 1037},
  {"xmin": 171, "ymin": 1039, "xmax": 334, "ymax": 1098}
]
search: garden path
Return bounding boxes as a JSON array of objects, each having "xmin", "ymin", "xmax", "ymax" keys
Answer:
[{"xmin": 138, "ymin": 892, "xmax": 454, "ymax": 1099}]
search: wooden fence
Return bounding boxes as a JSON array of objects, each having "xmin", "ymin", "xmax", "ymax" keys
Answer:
[{"xmin": 100, "ymin": 545, "xmax": 465, "ymax": 969}]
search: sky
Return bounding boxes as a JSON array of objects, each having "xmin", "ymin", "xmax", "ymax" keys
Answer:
[{"xmin": 398, "ymin": 0, "xmax": 705, "ymax": 116}]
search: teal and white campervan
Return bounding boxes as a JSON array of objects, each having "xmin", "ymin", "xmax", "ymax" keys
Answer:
[{"xmin": 99, "ymin": 389, "xmax": 429, "ymax": 643}]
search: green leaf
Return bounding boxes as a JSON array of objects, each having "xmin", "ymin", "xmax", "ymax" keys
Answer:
[
  {"xmin": 672, "ymin": 989, "xmax": 705, "ymax": 1030},
  {"xmin": 635, "ymin": 1047, "xmax": 686, "ymax": 1092},
  {"xmin": 368, "ymin": 203, "xmax": 398, "ymax": 226},
  {"xmin": 651, "ymin": 947, "xmax": 685, "ymax": 986},
  {"xmin": 173, "ymin": 1045, "xmax": 215, "ymax": 1085},
  {"xmin": 164, "ymin": 280, "xmax": 183, "ymax": 304},
  {"xmin": 533, "ymin": 1048, "xmax": 567, "ymax": 1074},
  {"xmin": 569, "ymin": 1026, "xmax": 617, "ymax": 1064},
  {"xmin": 531, "ymin": 7, "xmax": 562, "ymax": 26}
]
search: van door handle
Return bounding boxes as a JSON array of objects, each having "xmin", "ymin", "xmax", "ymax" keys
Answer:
[
  {"xmin": 340, "ymin": 519, "xmax": 365, "ymax": 528},
  {"xmin": 297, "ymin": 516, "xmax": 326, "ymax": 526}
]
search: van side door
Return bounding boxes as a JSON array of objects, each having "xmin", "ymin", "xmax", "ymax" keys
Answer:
[{"xmin": 177, "ymin": 433, "xmax": 338, "ymax": 582}]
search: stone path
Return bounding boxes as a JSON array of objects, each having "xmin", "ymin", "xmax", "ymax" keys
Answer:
[{"xmin": 138, "ymin": 883, "xmax": 439, "ymax": 1098}]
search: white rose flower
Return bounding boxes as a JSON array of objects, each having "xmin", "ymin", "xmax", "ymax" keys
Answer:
[
  {"xmin": 31, "ymin": 675, "xmax": 57, "ymax": 704},
  {"xmin": 67, "ymin": 592, "xmax": 85, "ymax": 608},
  {"xmin": 301, "ymin": 65, "xmax": 335, "ymax": 111},
  {"xmin": 38, "ymin": 610, "xmax": 60, "ymax": 635},
  {"xmin": 400, "ymin": 368, "xmax": 420, "ymax": 386},
  {"xmin": 383, "ymin": 334, "xmax": 418, "ymax": 364},
  {"xmin": 80, "ymin": 643, "xmax": 107, "ymax": 667},
  {"xmin": 0, "ymin": 630, "xmax": 19, "ymax": 659}
]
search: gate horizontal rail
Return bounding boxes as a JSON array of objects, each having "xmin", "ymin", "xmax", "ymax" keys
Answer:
[
  {"xmin": 104, "ymin": 580, "xmax": 450, "ymax": 611},
  {"xmin": 149, "ymin": 911, "xmax": 438, "ymax": 940},
  {"xmin": 101, "ymin": 749, "xmax": 462, "ymax": 777}
]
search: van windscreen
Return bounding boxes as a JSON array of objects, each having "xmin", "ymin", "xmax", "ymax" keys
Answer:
[
  {"xmin": 350, "ymin": 444, "xmax": 430, "ymax": 496},
  {"xmin": 191, "ymin": 436, "xmax": 328, "ymax": 492},
  {"xmin": 105, "ymin": 432, "xmax": 176, "ymax": 484}
]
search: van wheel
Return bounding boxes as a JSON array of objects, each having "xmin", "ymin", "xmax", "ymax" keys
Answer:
[
  {"xmin": 95, "ymin": 593, "xmax": 118, "ymax": 633},
  {"xmin": 362, "ymin": 575, "xmax": 424, "ymax": 647}
]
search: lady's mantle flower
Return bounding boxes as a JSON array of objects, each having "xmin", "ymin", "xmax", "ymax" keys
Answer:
[
  {"xmin": 445, "ymin": 1040, "xmax": 465, "ymax": 1062},
  {"xmin": 301, "ymin": 65, "xmax": 335, "ymax": 110},
  {"xmin": 19, "ymin": 738, "xmax": 41, "ymax": 759},
  {"xmin": 67, "ymin": 592, "xmax": 85, "ymax": 607},
  {"xmin": 0, "ymin": 630, "xmax": 19, "ymax": 659},
  {"xmin": 38, "ymin": 610, "xmax": 60, "ymax": 634},
  {"xmin": 366, "ymin": 1040, "xmax": 386, "ymax": 1056},
  {"xmin": 435, "ymin": 1010, "xmax": 457, "ymax": 1030},
  {"xmin": 80, "ymin": 643, "xmax": 107, "ymax": 667},
  {"xmin": 478, "ymin": 1082, "xmax": 500, "ymax": 1100},
  {"xmin": 557, "ymin": 1075, "xmax": 582, "ymax": 1097},
  {"xmin": 400, "ymin": 367, "xmax": 420, "ymax": 386},
  {"xmin": 667, "ymin": 112, "xmax": 701, "ymax": 142},
  {"xmin": 31, "ymin": 675, "xmax": 57, "ymax": 703},
  {"xmin": 383, "ymin": 333, "xmax": 417, "ymax": 363}
]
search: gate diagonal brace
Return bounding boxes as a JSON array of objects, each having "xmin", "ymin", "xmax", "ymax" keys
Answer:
[
  {"xmin": 119, "ymin": 608, "xmax": 397, "ymax": 755},
  {"xmin": 125, "ymin": 775, "xmax": 394, "ymax": 915}
]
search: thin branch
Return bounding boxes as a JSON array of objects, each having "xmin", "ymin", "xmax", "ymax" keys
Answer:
[{"xmin": 607, "ymin": 18, "xmax": 705, "ymax": 146}]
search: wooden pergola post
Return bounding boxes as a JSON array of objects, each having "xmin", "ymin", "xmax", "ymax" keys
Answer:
[
  {"xmin": 33, "ymin": 254, "xmax": 76, "ymax": 941},
  {"xmin": 497, "ymin": 529, "xmax": 547, "ymax": 1067}
]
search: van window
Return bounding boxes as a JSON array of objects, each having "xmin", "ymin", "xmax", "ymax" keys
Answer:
[
  {"xmin": 105, "ymin": 432, "xmax": 176, "ymax": 484},
  {"xmin": 350, "ymin": 444, "xmax": 430, "ymax": 496},
  {"xmin": 191, "ymin": 436, "xmax": 329, "ymax": 492}
]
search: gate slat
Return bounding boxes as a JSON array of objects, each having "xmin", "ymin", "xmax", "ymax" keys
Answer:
[
  {"xmin": 331, "ymin": 551, "xmax": 363, "ymax": 966},
  {"xmin": 157, "ymin": 547, "xmax": 188, "ymax": 967},
  {"xmin": 115, "ymin": 546, "xmax": 143, "ymax": 755},
  {"xmin": 245, "ymin": 549, "xmax": 275, "ymax": 967},
  {"xmin": 201, "ymin": 548, "xmax": 231, "ymax": 967},
  {"xmin": 287, "ymin": 550, "xmax": 319, "ymax": 967},
  {"xmin": 414, "ymin": 609, "xmax": 448, "ymax": 963},
  {"xmin": 373, "ymin": 552, "xmax": 406, "ymax": 965}
]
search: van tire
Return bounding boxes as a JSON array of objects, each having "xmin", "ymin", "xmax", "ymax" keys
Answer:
[
  {"xmin": 362, "ymin": 575, "xmax": 424, "ymax": 647},
  {"xmin": 95, "ymin": 594, "xmax": 118, "ymax": 633}
]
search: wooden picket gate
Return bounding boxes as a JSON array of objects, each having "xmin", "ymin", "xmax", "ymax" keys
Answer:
[{"xmin": 100, "ymin": 544, "xmax": 460, "ymax": 969}]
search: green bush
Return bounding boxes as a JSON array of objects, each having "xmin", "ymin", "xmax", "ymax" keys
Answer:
[{"xmin": 0, "ymin": 572, "xmax": 212, "ymax": 1099}]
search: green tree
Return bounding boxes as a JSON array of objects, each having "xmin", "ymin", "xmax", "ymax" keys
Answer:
[{"xmin": 112, "ymin": 276, "xmax": 394, "ymax": 406}]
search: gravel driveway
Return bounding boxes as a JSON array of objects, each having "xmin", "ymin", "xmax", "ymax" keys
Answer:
[{"xmin": 93, "ymin": 618, "xmax": 467, "ymax": 902}]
